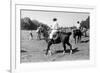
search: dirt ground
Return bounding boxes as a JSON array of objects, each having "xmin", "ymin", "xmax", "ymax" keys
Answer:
[{"xmin": 20, "ymin": 30, "xmax": 89, "ymax": 63}]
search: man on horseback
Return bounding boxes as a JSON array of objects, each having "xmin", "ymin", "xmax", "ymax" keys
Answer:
[
  {"xmin": 49, "ymin": 18, "xmax": 59, "ymax": 40},
  {"xmin": 73, "ymin": 21, "xmax": 82, "ymax": 44},
  {"xmin": 45, "ymin": 18, "xmax": 73, "ymax": 55}
]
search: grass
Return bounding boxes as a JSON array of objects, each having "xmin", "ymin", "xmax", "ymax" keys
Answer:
[{"xmin": 20, "ymin": 30, "xmax": 89, "ymax": 63}]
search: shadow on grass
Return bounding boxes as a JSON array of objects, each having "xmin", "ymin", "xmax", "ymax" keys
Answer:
[
  {"xmin": 80, "ymin": 39, "xmax": 89, "ymax": 43},
  {"xmin": 21, "ymin": 50, "xmax": 27, "ymax": 53},
  {"xmin": 54, "ymin": 48, "xmax": 79, "ymax": 54}
]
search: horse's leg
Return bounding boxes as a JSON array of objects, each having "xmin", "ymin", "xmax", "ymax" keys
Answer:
[
  {"xmin": 62, "ymin": 42, "xmax": 66, "ymax": 54},
  {"xmin": 73, "ymin": 35, "xmax": 76, "ymax": 44},
  {"xmin": 79, "ymin": 35, "xmax": 81, "ymax": 43},
  {"xmin": 77, "ymin": 37, "xmax": 78, "ymax": 43},
  {"xmin": 78, "ymin": 36, "xmax": 80, "ymax": 43},
  {"xmin": 85, "ymin": 32, "xmax": 87, "ymax": 37},
  {"xmin": 75, "ymin": 37, "xmax": 76, "ymax": 44},
  {"xmin": 45, "ymin": 40, "xmax": 52, "ymax": 55},
  {"xmin": 37, "ymin": 33, "xmax": 39, "ymax": 40},
  {"xmin": 39, "ymin": 33, "xmax": 41, "ymax": 40},
  {"xmin": 66, "ymin": 42, "xmax": 72, "ymax": 55}
]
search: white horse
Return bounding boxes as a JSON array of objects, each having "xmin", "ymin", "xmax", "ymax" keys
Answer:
[{"xmin": 36, "ymin": 27, "xmax": 43, "ymax": 40}]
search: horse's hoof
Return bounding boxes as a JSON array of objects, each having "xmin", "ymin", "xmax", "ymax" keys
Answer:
[
  {"xmin": 45, "ymin": 52, "xmax": 48, "ymax": 56},
  {"xmin": 69, "ymin": 50, "xmax": 72, "ymax": 55},
  {"xmin": 48, "ymin": 50, "xmax": 52, "ymax": 56},
  {"xmin": 45, "ymin": 54, "xmax": 48, "ymax": 56},
  {"xmin": 63, "ymin": 51, "xmax": 66, "ymax": 55}
]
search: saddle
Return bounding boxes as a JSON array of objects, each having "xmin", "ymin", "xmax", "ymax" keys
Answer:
[{"xmin": 52, "ymin": 31, "xmax": 59, "ymax": 40}]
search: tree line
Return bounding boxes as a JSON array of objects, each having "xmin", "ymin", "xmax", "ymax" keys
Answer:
[
  {"xmin": 21, "ymin": 17, "xmax": 50, "ymax": 30},
  {"xmin": 21, "ymin": 16, "xmax": 90, "ymax": 30}
]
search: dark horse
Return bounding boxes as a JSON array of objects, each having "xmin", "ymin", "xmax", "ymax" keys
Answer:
[
  {"xmin": 73, "ymin": 29, "xmax": 82, "ymax": 44},
  {"xmin": 39, "ymin": 27, "xmax": 73, "ymax": 55},
  {"xmin": 46, "ymin": 31, "xmax": 72, "ymax": 55}
]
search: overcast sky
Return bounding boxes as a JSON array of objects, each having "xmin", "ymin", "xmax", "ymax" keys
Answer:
[{"xmin": 21, "ymin": 10, "xmax": 89, "ymax": 27}]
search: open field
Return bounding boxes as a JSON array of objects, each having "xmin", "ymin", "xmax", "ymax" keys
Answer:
[{"xmin": 21, "ymin": 30, "xmax": 89, "ymax": 63}]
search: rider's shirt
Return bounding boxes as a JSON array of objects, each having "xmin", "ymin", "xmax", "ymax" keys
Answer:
[
  {"xmin": 51, "ymin": 22, "xmax": 59, "ymax": 30},
  {"xmin": 76, "ymin": 23, "xmax": 80, "ymax": 29},
  {"xmin": 49, "ymin": 21, "xmax": 59, "ymax": 39}
]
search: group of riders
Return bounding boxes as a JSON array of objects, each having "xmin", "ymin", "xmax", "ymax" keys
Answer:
[
  {"xmin": 34, "ymin": 18, "xmax": 89, "ymax": 55},
  {"xmin": 36, "ymin": 18, "xmax": 84, "ymax": 42}
]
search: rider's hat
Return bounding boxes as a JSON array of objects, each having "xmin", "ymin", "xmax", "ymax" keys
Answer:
[
  {"xmin": 53, "ymin": 18, "xmax": 57, "ymax": 21},
  {"xmin": 77, "ymin": 21, "xmax": 80, "ymax": 24}
]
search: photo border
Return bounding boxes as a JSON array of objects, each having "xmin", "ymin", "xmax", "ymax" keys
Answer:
[{"xmin": 11, "ymin": 2, "xmax": 96, "ymax": 73}]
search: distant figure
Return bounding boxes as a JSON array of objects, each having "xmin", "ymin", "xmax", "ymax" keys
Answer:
[
  {"xmin": 49, "ymin": 18, "xmax": 59, "ymax": 40},
  {"xmin": 29, "ymin": 30, "xmax": 33, "ymax": 40}
]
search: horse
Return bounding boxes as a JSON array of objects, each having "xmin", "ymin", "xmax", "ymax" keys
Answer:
[
  {"xmin": 46, "ymin": 31, "xmax": 72, "ymax": 55},
  {"xmin": 73, "ymin": 29, "xmax": 82, "ymax": 44},
  {"xmin": 39, "ymin": 27, "xmax": 73, "ymax": 55}
]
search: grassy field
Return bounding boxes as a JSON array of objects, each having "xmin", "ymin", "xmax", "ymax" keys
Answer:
[{"xmin": 20, "ymin": 30, "xmax": 89, "ymax": 63}]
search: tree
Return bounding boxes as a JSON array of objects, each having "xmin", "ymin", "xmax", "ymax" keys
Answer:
[
  {"xmin": 21, "ymin": 17, "xmax": 32, "ymax": 30},
  {"xmin": 80, "ymin": 16, "xmax": 90, "ymax": 29},
  {"xmin": 80, "ymin": 16, "xmax": 90, "ymax": 37}
]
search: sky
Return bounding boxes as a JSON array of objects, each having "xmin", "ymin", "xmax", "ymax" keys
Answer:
[{"xmin": 21, "ymin": 10, "xmax": 89, "ymax": 27}]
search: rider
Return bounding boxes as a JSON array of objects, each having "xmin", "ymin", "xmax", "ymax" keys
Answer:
[
  {"xmin": 74, "ymin": 21, "xmax": 81, "ymax": 36},
  {"xmin": 76, "ymin": 21, "xmax": 80, "ymax": 30},
  {"xmin": 49, "ymin": 18, "xmax": 59, "ymax": 40}
]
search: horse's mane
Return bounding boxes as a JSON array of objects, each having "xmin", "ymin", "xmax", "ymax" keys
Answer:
[{"xmin": 59, "ymin": 31, "xmax": 72, "ymax": 35}]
